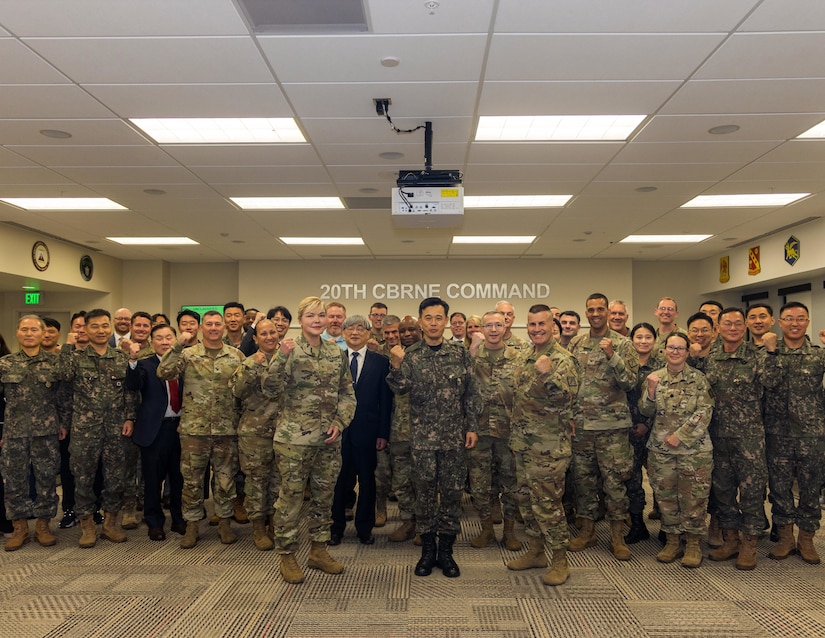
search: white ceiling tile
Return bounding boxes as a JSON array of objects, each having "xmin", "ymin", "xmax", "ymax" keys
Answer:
[
  {"xmin": 55, "ymin": 166, "xmax": 202, "ymax": 185},
  {"xmin": 597, "ymin": 163, "xmax": 742, "ymax": 182},
  {"xmin": 317, "ymin": 143, "xmax": 466, "ymax": 166},
  {"xmin": 0, "ymin": 148, "xmax": 36, "ymax": 168},
  {"xmin": 367, "ymin": 0, "xmax": 495, "ymax": 33},
  {"xmin": 0, "ymin": 85, "xmax": 115, "ymax": 118},
  {"xmin": 0, "ymin": 39, "xmax": 70, "ymax": 84},
  {"xmin": 0, "ymin": 168, "xmax": 77, "ymax": 186},
  {"xmin": 466, "ymin": 164, "xmax": 603, "ymax": 183},
  {"xmin": 613, "ymin": 141, "xmax": 780, "ymax": 164},
  {"xmin": 191, "ymin": 165, "xmax": 332, "ymax": 185},
  {"xmin": 9, "ymin": 145, "xmax": 179, "ymax": 167},
  {"xmin": 696, "ymin": 33, "xmax": 825, "ymax": 80},
  {"xmin": 633, "ymin": 114, "xmax": 825, "ymax": 143},
  {"xmin": 0, "ymin": 119, "xmax": 150, "ymax": 146},
  {"xmin": 468, "ymin": 143, "xmax": 622, "ymax": 164},
  {"xmin": 739, "ymin": 0, "xmax": 825, "ymax": 31},
  {"xmin": 302, "ymin": 117, "xmax": 473, "ymax": 145},
  {"xmin": 23, "ymin": 37, "xmax": 273, "ymax": 84},
  {"xmin": 162, "ymin": 144, "xmax": 321, "ymax": 167},
  {"xmin": 758, "ymin": 140, "xmax": 825, "ymax": 163},
  {"xmin": 662, "ymin": 79, "xmax": 825, "ymax": 115}
]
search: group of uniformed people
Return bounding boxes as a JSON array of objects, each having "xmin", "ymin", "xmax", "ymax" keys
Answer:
[{"xmin": 0, "ymin": 291, "xmax": 822, "ymax": 589}]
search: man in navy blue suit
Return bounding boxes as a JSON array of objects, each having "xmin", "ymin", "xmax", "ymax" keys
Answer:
[
  {"xmin": 126, "ymin": 323, "xmax": 186, "ymax": 541},
  {"xmin": 330, "ymin": 315, "xmax": 392, "ymax": 545}
]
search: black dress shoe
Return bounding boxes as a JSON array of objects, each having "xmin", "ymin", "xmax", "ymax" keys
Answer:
[
  {"xmin": 328, "ymin": 532, "xmax": 343, "ymax": 546},
  {"xmin": 58, "ymin": 510, "xmax": 78, "ymax": 529},
  {"xmin": 148, "ymin": 528, "xmax": 166, "ymax": 541},
  {"xmin": 358, "ymin": 534, "xmax": 375, "ymax": 545},
  {"xmin": 170, "ymin": 521, "xmax": 187, "ymax": 535}
]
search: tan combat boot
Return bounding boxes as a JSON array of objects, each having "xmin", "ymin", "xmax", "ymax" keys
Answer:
[
  {"xmin": 569, "ymin": 518, "xmax": 598, "ymax": 552},
  {"xmin": 502, "ymin": 518, "xmax": 523, "ymax": 551},
  {"xmin": 218, "ymin": 518, "xmax": 238, "ymax": 544},
  {"xmin": 4, "ymin": 519, "xmax": 29, "ymax": 552},
  {"xmin": 78, "ymin": 515, "xmax": 98, "ymax": 548},
  {"xmin": 280, "ymin": 553, "xmax": 305, "ymax": 584},
  {"xmin": 34, "ymin": 518, "xmax": 57, "ymax": 547},
  {"xmin": 471, "ymin": 516, "xmax": 495, "ymax": 548},
  {"xmin": 491, "ymin": 500, "xmax": 503, "ymax": 524},
  {"xmin": 796, "ymin": 529, "xmax": 821, "ymax": 565},
  {"xmin": 656, "ymin": 533, "xmax": 683, "ymax": 563},
  {"xmin": 681, "ymin": 533, "xmax": 703, "ymax": 568},
  {"xmin": 374, "ymin": 498, "xmax": 387, "ymax": 528},
  {"xmin": 307, "ymin": 540, "xmax": 344, "ymax": 574},
  {"xmin": 708, "ymin": 528, "xmax": 740, "ymax": 561},
  {"xmin": 252, "ymin": 518, "xmax": 274, "ymax": 551},
  {"xmin": 768, "ymin": 524, "xmax": 796, "ymax": 560},
  {"xmin": 388, "ymin": 519, "xmax": 416, "ymax": 542},
  {"xmin": 266, "ymin": 514, "xmax": 275, "ymax": 541},
  {"xmin": 232, "ymin": 496, "xmax": 249, "ymax": 524},
  {"xmin": 707, "ymin": 514, "xmax": 723, "ymax": 548},
  {"xmin": 506, "ymin": 536, "xmax": 548, "ymax": 570},
  {"xmin": 120, "ymin": 504, "xmax": 140, "ymax": 530},
  {"xmin": 735, "ymin": 533, "xmax": 758, "ymax": 570},
  {"xmin": 610, "ymin": 520, "xmax": 631, "ymax": 560},
  {"xmin": 543, "ymin": 548, "xmax": 570, "ymax": 586},
  {"xmin": 180, "ymin": 521, "xmax": 199, "ymax": 549},
  {"xmin": 101, "ymin": 511, "xmax": 127, "ymax": 543}
]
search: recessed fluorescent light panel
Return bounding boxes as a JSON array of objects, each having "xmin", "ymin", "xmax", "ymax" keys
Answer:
[
  {"xmin": 620, "ymin": 235, "xmax": 712, "ymax": 243},
  {"xmin": 475, "ymin": 115, "xmax": 646, "ymax": 141},
  {"xmin": 107, "ymin": 237, "xmax": 199, "ymax": 245},
  {"xmin": 231, "ymin": 197, "xmax": 344, "ymax": 210},
  {"xmin": 797, "ymin": 119, "xmax": 825, "ymax": 139},
  {"xmin": 280, "ymin": 237, "xmax": 364, "ymax": 245},
  {"xmin": 464, "ymin": 195, "xmax": 572, "ymax": 208},
  {"xmin": 0, "ymin": 197, "xmax": 127, "ymax": 211},
  {"xmin": 681, "ymin": 194, "xmax": 809, "ymax": 208},
  {"xmin": 452, "ymin": 236, "xmax": 536, "ymax": 244},
  {"xmin": 130, "ymin": 118, "xmax": 306, "ymax": 144}
]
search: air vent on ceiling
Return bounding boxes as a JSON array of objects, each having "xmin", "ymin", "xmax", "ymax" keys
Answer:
[{"xmin": 238, "ymin": 0, "xmax": 369, "ymax": 33}]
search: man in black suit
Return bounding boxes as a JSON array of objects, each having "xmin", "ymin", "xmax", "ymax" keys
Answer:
[
  {"xmin": 125, "ymin": 323, "xmax": 186, "ymax": 541},
  {"xmin": 330, "ymin": 315, "xmax": 392, "ymax": 545}
]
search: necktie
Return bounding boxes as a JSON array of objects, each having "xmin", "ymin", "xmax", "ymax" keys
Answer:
[
  {"xmin": 169, "ymin": 379, "xmax": 181, "ymax": 413},
  {"xmin": 350, "ymin": 351, "xmax": 359, "ymax": 384}
]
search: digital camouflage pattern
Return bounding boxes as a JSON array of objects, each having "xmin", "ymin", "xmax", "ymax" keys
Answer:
[
  {"xmin": 157, "ymin": 342, "xmax": 245, "ymax": 436},
  {"xmin": 410, "ymin": 447, "xmax": 466, "ymax": 535},
  {"xmin": 510, "ymin": 340, "xmax": 579, "ymax": 549},
  {"xmin": 764, "ymin": 339, "xmax": 825, "ymax": 532},
  {"xmin": 262, "ymin": 335, "xmax": 355, "ymax": 446},
  {"xmin": 703, "ymin": 340, "xmax": 781, "ymax": 535},
  {"xmin": 640, "ymin": 365, "xmax": 714, "ymax": 535}
]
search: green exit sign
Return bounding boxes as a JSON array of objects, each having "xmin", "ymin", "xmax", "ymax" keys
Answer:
[{"xmin": 25, "ymin": 292, "xmax": 41, "ymax": 305}]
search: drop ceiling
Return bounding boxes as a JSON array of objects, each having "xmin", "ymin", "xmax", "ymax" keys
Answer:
[{"xmin": 0, "ymin": 0, "xmax": 824, "ymax": 263}]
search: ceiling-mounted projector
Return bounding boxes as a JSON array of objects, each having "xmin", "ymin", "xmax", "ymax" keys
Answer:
[{"xmin": 392, "ymin": 184, "xmax": 464, "ymax": 228}]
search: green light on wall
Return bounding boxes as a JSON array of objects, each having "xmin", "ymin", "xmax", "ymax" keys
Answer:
[{"xmin": 25, "ymin": 291, "xmax": 41, "ymax": 305}]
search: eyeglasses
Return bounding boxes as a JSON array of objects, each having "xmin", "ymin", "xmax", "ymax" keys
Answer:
[
  {"xmin": 779, "ymin": 316, "xmax": 809, "ymax": 324},
  {"xmin": 345, "ymin": 326, "xmax": 367, "ymax": 332},
  {"xmin": 369, "ymin": 313, "xmax": 387, "ymax": 319},
  {"xmin": 482, "ymin": 323, "xmax": 505, "ymax": 330},
  {"xmin": 719, "ymin": 321, "xmax": 745, "ymax": 329},
  {"xmin": 658, "ymin": 306, "xmax": 676, "ymax": 313},
  {"xmin": 665, "ymin": 345, "xmax": 687, "ymax": 353}
]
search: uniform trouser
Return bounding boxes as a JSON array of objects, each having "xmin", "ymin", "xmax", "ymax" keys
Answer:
[
  {"xmin": 69, "ymin": 427, "xmax": 128, "ymax": 517},
  {"xmin": 648, "ymin": 450, "xmax": 713, "ymax": 535},
  {"xmin": 411, "ymin": 447, "xmax": 466, "ymax": 536},
  {"xmin": 712, "ymin": 435, "xmax": 767, "ymax": 536},
  {"xmin": 59, "ymin": 434, "xmax": 75, "ymax": 512},
  {"xmin": 467, "ymin": 435, "xmax": 518, "ymax": 519},
  {"xmin": 389, "ymin": 440, "xmax": 415, "ymax": 521},
  {"xmin": 121, "ymin": 437, "xmax": 142, "ymax": 507},
  {"xmin": 572, "ymin": 428, "xmax": 632, "ymax": 521},
  {"xmin": 140, "ymin": 418, "xmax": 184, "ymax": 530},
  {"xmin": 767, "ymin": 434, "xmax": 824, "ymax": 533},
  {"xmin": 514, "ymin": 449, "xmax": 570, "ymax": 551},
  {"xmin": 179, "ymin": 434, "xmax": 238, "ymax": 522},
  {"xmin": 1, "ymin": 435, "xmax": 60, "ymax": 520},
  {"xmin": 273, "ymin": 441, "xmax": 340, "ymax": 553},
  {"xmin": 332, "ymin": 437, "xmax": 377, "ymax": 537},
  {"xmin": 238, "ymin": 434, "xmax": 280, "ymax": 521},
  {"xmin": 626, "ymin": 431, "xmax": 650, "ymax": 515},
  {"xmin": 375, "ymin": 446, "xmax": 391, "ymax": 503}
]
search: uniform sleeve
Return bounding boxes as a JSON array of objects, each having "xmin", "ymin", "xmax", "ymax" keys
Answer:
[
  {"xmin": 609, "ymin": 338, "xmax": 639, "ymax": 391},
  {"xmin": 386, "ymin": 358, "xmax": 412, "ymax": 395},
  {"xmin": 757, "ymin": 348, "xmax": 784, "ymax": 390},
  {"xmin": 157, "ymin": 344, "xmax": 187, "ymax": 380},
  {"xmin": 230, "ymin": 358, "xmax": 263, "ymax": 400},
  {"xmin": 260, "ymin": 350, "xmax": 289, "ymax": 401},
  {"xmin": 671, "ymin": 374, "xmax": 714, "ymax": 447},
  {"xmin": 332, "ymin": 353, "xmax": 357, "ymax": 432},
  {"xmin": 461, "ymin": 350, "xmax": 482, "ymax": 434},
  {"xmin": 377, "ymin": 356, "xmax": 393, "ymax": 441}
]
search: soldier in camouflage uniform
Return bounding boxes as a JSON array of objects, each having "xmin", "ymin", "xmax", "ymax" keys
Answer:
[
  {"xmin": 261, "ymin": 297, "xmax": 356, "ymax": 584},
  {"xmin": 62, "ymin": 308, "xmax": 139, "ymax": 548},
  {"xmin": 641, "ymin": 332, "xmax": 714, "ymax": 568},
  {"xmin": 505, "ymin": 305, "xmax": 580, "ymax": 586},
  {"xmin": 387, "ymin": 297, "xmax": 480, "ymax": 578},
  {"xmin": 468, "ymin": 311, "xmax": 522, "ymax": 551},
  {"xmin": 567, "ymin": 293, "xmax": 639, "ymax": 560},
  {"xmin": 495, "ymin": 301, "xmax": 529, "ymax": 349},
  {"xmin": 0, "ymin": 315, "xmax": 70, "ymax": 550},
  {"xmin": 387, "ymin": 316, "xmax": 421, "ymax": 543},
  {"xmin": 764, "ymin": 302, "xmax": 825, "ymax": 565},
  {"xmin": 230, "ymin": 319, "xmax": 282, "ymax": 551},
  {"xmin": 157, "ymin": 310, "xmax": 245, "ymax": 549},
  {"xmin": 372, "ymin": 315, "xmax": 401, "ymax": 527},
  {"xmin": 704, "ymin": 307, "xmax": 782, "ymax": 570}
]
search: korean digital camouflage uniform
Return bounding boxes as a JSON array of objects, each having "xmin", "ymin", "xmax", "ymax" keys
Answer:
[
  {"xmin": 386, "ymin": 339, "xmax": 480, "ymax": 536},
  {"xmin": 0, "ymin": 350, "xmax": 70, "ymax": 520},
  {"xmin": 470, "ymin": 344, "xmax": 521, "ymax": 521},
  {"xmin": 230, "ymin": 353, "xmax": 281, "ymax": 522},
  {"xmin": 261, "ymin": 335, "xmax": 355, "ymax": 553},
  {"xmin": 372, "ymin": 339, "xmax": 392, "ymax": 517},
  {"xmin": 763, "ymin": 339, "xmax": 825, "ymax": 534},
  {"xmin": 567, "ymin": 329, "xmax": 639, "ymax": 521},
  {"xmin": 510, "ymin": 341, "xmax": 580, "ymax": 551},
  {"xmin": 702, "ymin": 341, "xmax": 782, "ymax": 536},
  {"xmin": 157, "ymin": 342, "xmax": 245, "ymax": 522},
  {"xmin": 640, "ymin": 365, "xmax": 714, "ymax": 535},
  {"xmin": 63, "ymin": 345, "xmax": 139, "ymax": 517},
  {"xmin": 625, "ymin": 354, "xmax": 666, "ymax": 517}
]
